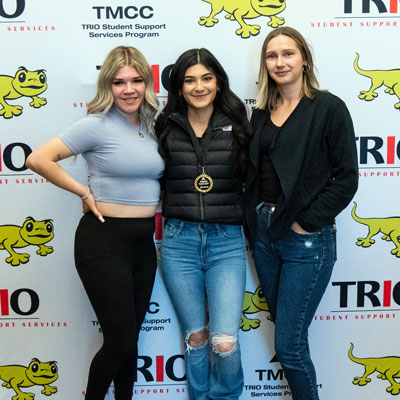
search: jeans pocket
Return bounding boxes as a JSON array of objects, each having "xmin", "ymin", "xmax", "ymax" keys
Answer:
[
  {"xmin": 289, "ymin": 228, "xmax": 319, "ymax": 238},
  {"xmin": 219, "ymin": 224, "xmax": 243, "ymax": 238},
  {"xmin": 163, "ymin": 219, "xmax": 181, "ymax": 238}
]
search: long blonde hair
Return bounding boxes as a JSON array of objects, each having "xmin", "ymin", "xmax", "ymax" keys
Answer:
[
  {"xmin": 255, "ymin": 27, "xmax": 320, "ymax": 111},
  {"xmin": 87, "ymin": 46, "xmax": 158, "ymax": 136}
]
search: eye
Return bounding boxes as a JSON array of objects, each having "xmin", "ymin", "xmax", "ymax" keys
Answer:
[
  {"xmin": 51, "ymin": 365, "xmax": 57, "ymax": 374},
  {"xmin": 133, "ymin": 78, "xmax": 144, "ymax": 84},
  {"xmin": 46, "ymin": 223, "xmax": 53, "ymax": 233},
  {"xmin": 112, "ymin": 81, "xmax": 123, "ymax": 86},
  {"xmin": 31, "ymin": 363, "xmax": 39, "ymax": 373},
  {"xmin": 258, "ymin": 289, "xmax": 264, "ymax": 298},
  {"xmin": 18, "ymin": 72, "xmax": 26, "ymax": 83},
  {"xmin": 39, "ymin": 74, "xmax": 46, "ymax": 84},
  {"xmin": 26, "ymin": 222, "xmax": 34, "ymax": 232},
  {"xmin": 184, "ymin": 78, "xmax": 194, "ymax": 84}
]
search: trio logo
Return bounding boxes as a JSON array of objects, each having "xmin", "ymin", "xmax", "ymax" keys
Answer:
[
  {"xmin": 349, "ymin": 343, "xmax": 400, "ymax": 396},
  {"xmin": 198, "ymin": 0, "xmax": 286, "ymax": 39},
  {"xmin": 356, "ymin": 136, "xmax": 400, "ymax": 166},
  {"xmin": 136, "ymin": 354, "xmax": 185, "ymax": 383},
  {"xmin": 354, "ymin": 53, "xmax": 400, "ymax": 111},
  {"xmin": 240, "ymin": 285, "xmax": 271, "ymax": 331},
  {"xmin": 0, "ymin": 217, "xmax": 54, "ymax": 266},
  {"xmin": 0, "ymin": 288, "xmax": 39, "ymax": 316},
  {"xmin": 344, "ymin": 0, "xmax": 399, "ymax": 14},
  {"xmin": 0, "ymin": 67, "xmax": 47, "ymax": 119},
  {"xmin": 332, "ymin": 280, "xmax": 400, "ymax": 308},
  {"xmin": 0, "ymin": 0, "xmax": 25, "ymax": 19},
  {"xmin": 0, "ymin": 358, "xmax": 58, "ymax": 400},
  {"xmin": 352, "ymin": 202, "xmax": 400, "ymax": 258},
  {"xmin": 0, "ymin": 142, "xmax": 32, "ymax": 172}
]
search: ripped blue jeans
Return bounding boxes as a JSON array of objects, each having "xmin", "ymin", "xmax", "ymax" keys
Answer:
[
  {"xmin": 252, "ymin": 203, "xmax": 336, "ymax": 400},
  {"xmin": 160, "ymin": 219, "xmax": 246, "ymax": 400}
]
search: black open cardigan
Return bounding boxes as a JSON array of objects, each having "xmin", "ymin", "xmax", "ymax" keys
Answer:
[{"xmin": 244, "ymin": 90, "xmax": 359, "ymax": 243}]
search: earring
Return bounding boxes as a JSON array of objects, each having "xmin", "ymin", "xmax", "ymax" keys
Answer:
[{"xmin": 303, "ymin": 65, "xmax": 308, "ymax": 73}]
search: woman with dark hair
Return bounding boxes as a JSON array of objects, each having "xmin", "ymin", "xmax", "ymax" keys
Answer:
[
  {"xmin": 156, "ymin": 48, "xmax": 251, "ymax": 400},
  {"xmin": 244, "ymin": 27, "xmax": 358, "ymax": 400},
  {"xmin": 26, "ymin": 46, "xmax": 164, "ymax": 400}
]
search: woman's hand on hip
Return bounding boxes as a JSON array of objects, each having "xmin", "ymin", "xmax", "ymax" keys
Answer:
[
  {"xmin": 82, "ymin": 191, "xmax": 105, "ymax": 223},
  {"xmin": 291, "ymin": 221, "xmax": 310, "ymax": 235}
]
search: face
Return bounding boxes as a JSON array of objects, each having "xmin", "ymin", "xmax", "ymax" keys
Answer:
[
  {"xmin": 265, "ymin": 34, "xmax": 306, "ymax": 89},
  {"xmin": 182, "ymin": 63, "xmax": 218, "ymax": 113},
  {"xmin": 251, "ymin": 0, "xmax": 286, "ymax": 17},
  {"xmin": 12, "ymin": 69, "xmax": 47, "ymax": 96},
  {"xmin": 111, "ymin": 65, "xmax": 146, "ymax": 123}
]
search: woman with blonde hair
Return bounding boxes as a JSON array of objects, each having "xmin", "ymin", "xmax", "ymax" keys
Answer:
[
  {"xmin": 244, "ymin": 27, "xmax": 358, "ymax": 399},
  {"xmin": 27, "ymin": 46, "xmax": 164, "ymax": 400}
]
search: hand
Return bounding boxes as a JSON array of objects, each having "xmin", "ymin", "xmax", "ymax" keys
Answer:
[
  {"xmin": 81, "ymin": 190, "xmax": 105, "ymax": 223},
  {"xmin": 291, "ymin": 221, "xmax": 310, "ymax": 234}
]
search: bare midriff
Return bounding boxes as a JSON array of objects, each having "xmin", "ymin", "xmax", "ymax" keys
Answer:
[{"xmin": 96, "ymin": 202, "xmax": 157, "ymax": 218}]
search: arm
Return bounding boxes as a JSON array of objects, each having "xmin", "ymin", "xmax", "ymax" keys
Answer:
[{"xmin": 26, "ymin": 137, "xmax": 104, "ymax": 222}]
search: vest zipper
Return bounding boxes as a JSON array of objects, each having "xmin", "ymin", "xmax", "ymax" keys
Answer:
[
  {"xmin": 199, "ymin": 192, "xmax": 205, "ymax": 221},
  {"xmin": 197, "ymin": 123, "xmax": 228, "ymax": 222}
]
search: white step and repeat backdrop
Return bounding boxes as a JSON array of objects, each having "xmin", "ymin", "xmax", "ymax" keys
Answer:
[{"xmin": 1, "ymin": 1, "xmax": 400, "ymax": 399}]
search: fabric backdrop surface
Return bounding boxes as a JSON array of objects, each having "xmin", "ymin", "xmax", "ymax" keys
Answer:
[{"xmin": 1, "ymin": 1, "xmax": 399, "ymax": 399}]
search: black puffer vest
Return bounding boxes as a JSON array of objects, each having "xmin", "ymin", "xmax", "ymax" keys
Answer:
[{"xmin": 162, "ymin": 110, "xmax": 243, "ymax": 225}]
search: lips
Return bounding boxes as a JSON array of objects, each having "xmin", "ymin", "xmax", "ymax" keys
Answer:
[
  {"xmin": 274, "ymin": 71, "xmax": 290, "ymax": 76},
  {"xmin": 121, "ymin": 97, "xmax": 138, "ymax": 102},
  {"xmin": 191, "ymin": 94, "xmax": 209, "ymax": 99}
]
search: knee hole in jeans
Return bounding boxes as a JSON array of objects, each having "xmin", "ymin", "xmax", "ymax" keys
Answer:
[
  {"xmin": 211, "ymin": 334, "xmax": 237, "ymax": 356},
  {"xmin": 187, "ymin": 329, "xmax": 209, "ymax": 348}
]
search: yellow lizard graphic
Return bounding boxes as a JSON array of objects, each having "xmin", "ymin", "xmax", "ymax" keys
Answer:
[
  {"xmin": 199, "ymin": 0, "xmax": 286, "ymax": 39},
  {"xmin": 354, "ymin": 53, "xmax": 400, "ymax": 110},
  {"xmin": 351, "ymin": 202, "xmax": 400, "ymax": 258},
  {"xmin": 240, "ymin": 285, "xmax": 271, "ymax": 331},
  {"xmin": 349, "ymin": 343, "xmax": 400, "ymax": 395},
  {"xmin": 0, "ymin": 66, "xmax": 47, "ymax": 119},
  {"xmin": 0, "ymin": 217, "xmax": 54, "ymax": 266},
  {"xmin": 0, "ymin": 358, "xmax": 58, "ymax": 400}
]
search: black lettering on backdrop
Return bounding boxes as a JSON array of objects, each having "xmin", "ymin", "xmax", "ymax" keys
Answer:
[
  {"xmin": 3, "ymin": 142, "xmax": 32, "ymax": 171},
  {"xmin": 0, "ymin": 0, "xmax": 25, "ymax": 18},
  {"xmin": 10, "ymin": 288, "xmax": 39, "ymax": 316}
]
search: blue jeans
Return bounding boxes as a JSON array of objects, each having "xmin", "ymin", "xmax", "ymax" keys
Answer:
[
  {"xmin": 160, "ymin": 218, "xmax": 246, "ymax": 400},
  {"xmin": 252, "ymin": 203, "xmax": 336, "ymax": 400}
]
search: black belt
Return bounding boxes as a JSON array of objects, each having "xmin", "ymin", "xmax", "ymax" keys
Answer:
[{"xmin": 259, "ymin": 201, "xmax": 276, "ymax": 213}]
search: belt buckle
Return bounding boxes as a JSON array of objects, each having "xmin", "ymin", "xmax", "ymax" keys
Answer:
[
  {"xmin": 263, "ymin": 201, "xmax": 276, "ymax": 213},
  {"xmin": 258, "ymin": 201, "xmax": 275, "ymax": 213}
]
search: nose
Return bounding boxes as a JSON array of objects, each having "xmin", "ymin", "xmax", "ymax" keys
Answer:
[
  {"xmin": 195, "ymin": 79, "xmax": 204, "ymax": 91},
  {"xmin": 124, "ymin": 82, "xmax": 134, "ymax": 93},
  {"xmin": 276, "ymin": 55, "xmax": 284, "ymax": 66}
]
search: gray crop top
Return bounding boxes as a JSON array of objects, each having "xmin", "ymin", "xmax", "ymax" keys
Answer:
[{"xmin": 59, "ymin": 107, "xmax": 165, "ymax": 206}]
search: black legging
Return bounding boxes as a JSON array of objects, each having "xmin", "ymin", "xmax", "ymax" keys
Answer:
[{"xmin": 74, "ymin": 213, "xmax": 157, "ymax": 400}]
